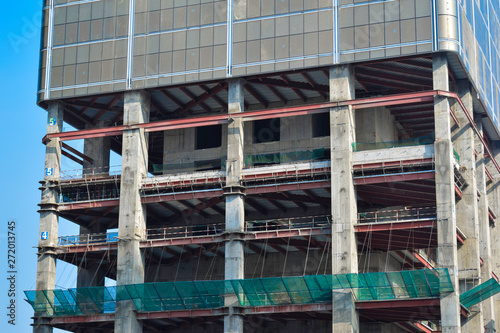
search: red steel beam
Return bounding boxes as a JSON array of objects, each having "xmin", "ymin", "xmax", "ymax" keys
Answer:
[
  {"xmin": 141, "ymin": 189, "xmax": 224, "ymax": 204},
  {"xmin": 61, "ymin": 150, "xmax": 83, "ymax": 165},
  {"xmin": 49, "ymin": 313, "xmax": 115, "ymax": 324},
  {"xmin": 58, "ymin": 199, "xmax": 120, "ymax": 211},
  {"xmin": 43, "ymin": 90, "xmax": 451, "ymax": 143},
  {"xmin": 354, "ymin": 220, "xmax": 436, "ymax": 232},
  {"xmin": 57, "ymin": 228, "xmax": 330, "ymax": 254},
  {"xmin": 353, "ymin": 158, "xmax": 434, "ymax": 170},
  {"xmin": 414, "ymin": 322, "xmax": 438, "ymax": 333},
  {"xmin": 438, "ymin": 91, "xmax": 500, "ymax": 175},
  {"xmin": 49, "ymin": 304, "xmax": 333, "ymax": 325},
  {"xmin": 137, "ymin": 308, "xmax": 227, "ymax": 320},
  {"xmin": 354, "ymin": 171, "xmax": 435, "ymax": 185},
  {"xmin": 412, "ymin": 251, "xmax": 435, "ymax": 269},
  {"xmin": 356, "ymin": 298, "xmax": 440, "ymax": 310},
  {"xmin": 62, "ymin": 142, "xmax": 93, "ymax": 163},
  {"xmin": 245, "ymin": 181, "xmax": 331, "ymax": 194},
  {"xmin": 485, "ymin": 167, "xmax": 494, "ymax": 181},
  {"xmin": 57, "ymin": 243, "xmax": 118, "ymax": 254},
  {"xmin": 241, "ymin": 303, "xmax": 332, "ymax": 315}
]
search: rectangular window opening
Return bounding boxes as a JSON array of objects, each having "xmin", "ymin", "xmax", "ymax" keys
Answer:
[
  {"xmin": 312, "ymin": 113, "xmax": 330, "ymax": 137},
  {"xmin": 195, "ymin": 124, "xmax": 222, "ymax": 150},
  {"xmin": 254, "ymin": 118, "xmax": 281, "ymax": 143}
]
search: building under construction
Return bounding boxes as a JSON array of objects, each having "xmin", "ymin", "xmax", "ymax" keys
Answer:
[{"xmin": 27, "ymin": 0, "xmax": 500, "ymax": 332}]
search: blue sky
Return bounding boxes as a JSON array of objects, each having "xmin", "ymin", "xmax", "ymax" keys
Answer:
[{"xmin": 0, "ymin": 2, "xmax": 79, "ymax": 332}]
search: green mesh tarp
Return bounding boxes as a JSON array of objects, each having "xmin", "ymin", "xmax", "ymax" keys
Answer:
[
  {"xmin": 25, "ymin": 269, "xmax": 452, "ymax": 317},
  {"xmin": 460, "ymin": 278, "xmax": 500, "ymax": 309},
  {"xmin": 245, "ymin": 148, "xmax": 326, "ymax": 166},
  {"xmin": 352, "ymin": 135, "xmax": 435, "ymax": 152}
]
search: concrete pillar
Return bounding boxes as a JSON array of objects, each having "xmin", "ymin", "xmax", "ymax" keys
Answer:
[
  {"xmin": 224, "ymin": 79, "xmax": 245, "ymax": 333},
  {"xmin": 475, "ymin": 115, "xmax": 496, "ymax": 332},
  {"xmin": 34, "ymin": 102, "xmax": 63, "ymax": 333},
  {"xmin": 114, "ymin": 91, "xmax": 150, "ymax": 333},
  {"xmin": 486, "ymin": 142, "xmax": 500, "ymax": 332},
  {"xmin": 433, "ymin": 53, "xmax": 461, "ymax": 333},
  {"xmin": 330, "ymin": 65, "xmax": 359, "ymax": 333},
  {"xmin": 77, "ymin": 119, "xmax": 111, "ymax": 289},
  {"xmin": 453, "ymin": 80, "xmax": 483, "ymax": 332}
]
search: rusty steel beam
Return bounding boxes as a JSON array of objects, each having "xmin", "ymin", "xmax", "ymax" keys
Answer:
[
  {"xmin": 62, "ymin": 142, "xmax": 93, "ymax": 163},
  {"xmin": 354, "ymin": 171, "xmax": 435, "ymax": 185},
  {"xmin": 58, "ymin": 199, "xmax": 120, "ymax": 211},
  {"xmin": 56, "ymin": 228, "xmax": 329, "ymax": 254},
  {"xmin": 61, "ymin": 150, "xmax": 83, "ymax": 165},
  {"xmin": 354, "ymin": 220, "xmax": 436, "ymax": 232},
  {"xmin": 45, "ymin": 91, "xmax": 449, "ymax": 142},
  {"xmin": 356, "ymin": 298, "xmax": 440, "ymax": 309}
]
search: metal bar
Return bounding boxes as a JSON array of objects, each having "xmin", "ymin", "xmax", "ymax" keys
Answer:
[
  {"xmin": 438, "ymin": 91, "xmax": 500, "ymax": 174},
  {"xmin": 354, "ymin": 220, "xmax": 436, "ymax": 232},
  {"xmin": 58, "ymin": 199, "xmax": 120, "ymax": 211},
  {"xmin": 412, "ymin": 251, "xmax": 435, "ymax": 269},
  {"xmin": 355, "ymin": 298, "xmax": 440, "ymax": 309},
  {"xmin": 61, "ymin": 150, "xmax": 83, "ymax": 165},
  {"xmin": 62, "ymin": 143, "xmax": 94, "ymax": 163},
  {"xmin": 353, "ymin": 171, "xmax": 435, "ymax": 185},
  {"xmin": 44, "ymin": 90, "xmax": 443, "ymax": 142}
]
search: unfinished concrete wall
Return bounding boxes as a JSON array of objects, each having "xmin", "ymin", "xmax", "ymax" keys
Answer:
[
  {"xmin": 355, "ymin": 107, "xmax": 398, "ymax": 144},
  {"xmin": 162, "ymin": 114, "xmax": 330, "ymax": 173}
]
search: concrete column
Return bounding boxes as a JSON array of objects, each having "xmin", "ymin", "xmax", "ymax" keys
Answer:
[
  {"xmin": 330, "ymin": 65, "xmax": 359, "ymax": 333},
  {"xmin": 486, "ymin": 142, "xmax": 500, "ymax": 332},
  {"xmin": 77, "ymin": 119, "xmax": 111, "ymax": 289},
  {"xmin": 114, "ymin": 91, "xmax": 150, "ymax": 333},
  {"xmin": 433, "ymin": 54, "xmax": 461, "ymax": 333},
  {"xmin": 475, "ymin": 115, "xmax": 496, "ymax": 332},
  {"xmin": 34, "ymin": 102, "xmax": 63, "ymax": 333},
  {"xmin": 224, "ymin": 79, "xmax": 245, "ymax": 333},
  {"xmin": 453, "ymin": 81, "xmax": 483, "ymax": 332}
]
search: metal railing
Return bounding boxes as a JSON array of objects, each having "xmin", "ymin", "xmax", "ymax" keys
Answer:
[
  {"xmin": 57, "ymin": 216, "xmax": 331, "ymax": 246},
  {"xmin": 60, "ymin": 187, "xmax": 120, "ymax": 203},
  {"xmin": 357, "ymin": 207, "xmax": 437, "ymax": 224},
  {"xmin": 60, "ymin": 165, "xmax": 122, "ymax": 180},
  {"xmin": 59, "ymin": 232, "xmax": 118, "ymax": 246}
]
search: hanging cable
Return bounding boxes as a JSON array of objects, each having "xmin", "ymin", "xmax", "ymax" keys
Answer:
[
  {"xmin": 154, "ymin": 247, "xmax": 165, "ymax": 282},
  {"xmin": 316, "ymin": 237, "xmax": 329, "ymax": 275},
  {"xmin": 384, "ymin": 220, "xmax": 394, "ymax": 272},
  {"xmin": 260, "ymin": 238, "xmax": 269, "ymax": 278},
  {"xmin": 194, "ymin": 245, "xmax": 203, "ymax": 281},
  {"xmin": 282, "ymin": 237, "xmax": 291, "ymax": 276},
  {"xmin": 323, "ymin": 238, "xmax": 331, "ymax": 275},
  {"xmin": 303, "ymin": 235, "xmax": 313, "ymax": 276},
  {"xmin": 174, "ymin": 245, "xmax": 184, "ymax": 282}
]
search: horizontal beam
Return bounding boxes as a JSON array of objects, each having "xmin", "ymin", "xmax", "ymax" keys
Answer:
[
  {"xmin": 57, "ymin": 228, "xmax": 330, "ymax": 254},
  {"xmin": 354, "ymin": 171, "xmax": 435, "ymax": 185},
  {"xmin": 47, "ymin": 304, "xmax": 333, "ymax": 325},
  {"xmin": 44, "ymin": 90, "xmax": 454, "ymax": 143},
  {"xmin": 354, "ymin": 220, "xmax": 436, "ymax": 232},
  {"xmin": 356, "ymin": 298, "xmax": 440, "ymax": 309},
  {"xmin": 58, "ymin": 199, "xmax": 120, "ymax": 211}
]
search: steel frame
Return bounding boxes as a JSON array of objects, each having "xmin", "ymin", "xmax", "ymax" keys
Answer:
[
  {"xmin": 47, "ymin": 304, "xmax": 332, "ymax": 325},
  {"xmin": 56, "ymin": 227, "xmax": 331, "ymax": 254}
]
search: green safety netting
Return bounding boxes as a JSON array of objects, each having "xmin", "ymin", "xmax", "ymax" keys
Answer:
[
  {"xmin": 25, "ymin": 269, "xmax": 452, "ymax": 317},
  {"xmin": 245, "ymin": 148, "xmax": 327, "ymax": 166},
  {"xmin": 460, "ymin": 278, "xmax": 500, "ymax": 309}
]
